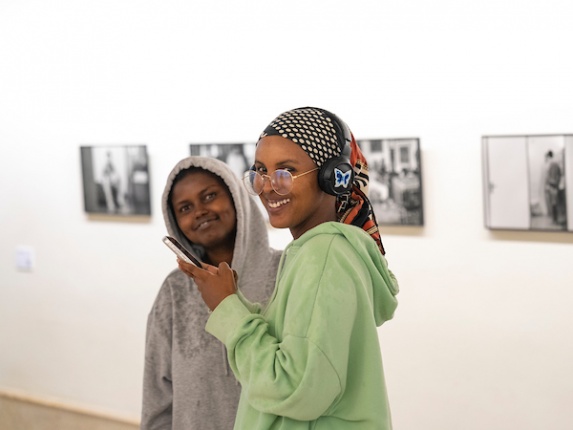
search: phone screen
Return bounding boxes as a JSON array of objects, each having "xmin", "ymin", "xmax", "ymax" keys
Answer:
[{"xmin": 162, "ymin": 236, "xmax": 203, "ymax": 268}]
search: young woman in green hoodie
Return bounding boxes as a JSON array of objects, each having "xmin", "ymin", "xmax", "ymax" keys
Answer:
[{"xmin": 179, "ymin": 107, "xmax": 399, "ymax": 429}]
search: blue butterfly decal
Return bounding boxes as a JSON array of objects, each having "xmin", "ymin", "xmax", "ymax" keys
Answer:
[{"xmin": 334, "ymin": 168, "xmax": 352, "ymax": 188}]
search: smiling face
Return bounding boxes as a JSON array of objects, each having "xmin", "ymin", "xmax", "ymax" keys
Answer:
[
  {"xmin": 170, "ymin": 169, "xmax": 237, "ymax": 258},
  {"xmin": 254, "ymin": 135, "xmax": 337, "ymax": 239}
]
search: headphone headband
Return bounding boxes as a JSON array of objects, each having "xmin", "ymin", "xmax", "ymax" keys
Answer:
[{"xmin": 303, "ymin": 107, "xmax": 351, "ymax": 155}]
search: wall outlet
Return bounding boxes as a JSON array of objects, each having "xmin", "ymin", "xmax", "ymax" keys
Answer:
[{"xmin": 15, "ymin": 246, "xmax": 35, "ymax": 272}]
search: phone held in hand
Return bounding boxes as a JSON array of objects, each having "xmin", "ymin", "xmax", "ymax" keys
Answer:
[{"xmin": 162, "ymin": 235, "xmax": 203, "ymax": 268}]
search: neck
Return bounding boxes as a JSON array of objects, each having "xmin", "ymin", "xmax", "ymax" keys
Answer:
[
  {"xmin": 290, "ymin": 194, "xmax": 337, "ymax": 240},
  {"xmin": 204, "ymin": 246, "xmax": 234, "ymax": 267}
]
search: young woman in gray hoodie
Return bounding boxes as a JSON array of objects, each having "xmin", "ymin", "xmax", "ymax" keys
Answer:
[{"xmin": 141, "ymin": 156, "xmax": 281, "ymax": 429}]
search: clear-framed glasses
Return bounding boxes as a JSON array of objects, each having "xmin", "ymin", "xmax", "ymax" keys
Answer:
[{"xmin": 243, "ymin": 167, "xmax": 319, "ymax": 196}]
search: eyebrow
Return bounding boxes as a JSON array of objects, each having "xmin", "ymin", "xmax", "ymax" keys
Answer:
[{"xmin": 255, "ymin": 158, "xmax": 302, "ymax": 166}]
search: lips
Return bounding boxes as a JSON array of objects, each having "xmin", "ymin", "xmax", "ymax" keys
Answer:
[{"xmin": 194, "ymin": 216, "xmax": 218, "ymax": 230}]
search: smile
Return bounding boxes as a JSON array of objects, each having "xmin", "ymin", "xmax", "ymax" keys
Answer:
[
  {"xmin": 195, "ymin": 217, "xmax": 217, "ymax": 230},
  {"xmin": 267, "ymin": 198, "xmax": 290, "ymax": 209}
]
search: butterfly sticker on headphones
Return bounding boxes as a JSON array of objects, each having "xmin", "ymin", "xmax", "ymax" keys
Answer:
[{"xmin": 334, "ymin": 168, "xmax": 352, "ymax": 189}]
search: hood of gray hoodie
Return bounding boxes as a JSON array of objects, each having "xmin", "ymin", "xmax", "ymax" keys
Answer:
[{"xmin": 162, "ymin": 155, "xmax": 280, "ymax": 302}]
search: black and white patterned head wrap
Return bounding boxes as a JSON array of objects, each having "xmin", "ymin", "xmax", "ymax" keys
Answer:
[{"xmin": 259, "ymin": 107, "xmax": 341, "ymax": 167}]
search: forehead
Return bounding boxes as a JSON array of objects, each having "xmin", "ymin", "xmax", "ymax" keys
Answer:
[
  {"xmin": 172, "ymin": 170, "xmax": 225, "ymax": 196},
  {"xmin": 255, "ymin": 136, "xmax": 315, "ymax": 166}
]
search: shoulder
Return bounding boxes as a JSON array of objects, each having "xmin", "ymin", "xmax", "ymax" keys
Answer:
[
  {"xmin": 300, "ymin": 221, "xmax": 369, "ymax": 239},
  {"xmin": 287, "ymin": 225, "xmax": 365, "ymax": 278},
  {"xmin": 148, "ymin": 269, "xmax": 211, "ymax": 332},
  {"xmin": 281, "ymin": 228, "xmax": 361, "ymax": 313},
  {"xmin": 296, "ymin": 223, "xmax": 369, "ymax": 255},
  {"xmin": 292, "ymin": 223, "xmax": 381, "ymax": 283},
  {"xmin": 151, "ymin": 269, "xmax": 198, "ymax": 311}
]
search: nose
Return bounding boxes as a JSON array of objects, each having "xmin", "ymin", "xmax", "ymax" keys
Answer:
[
  {"xmin": 261, "ymin": 174, "xmax": 275, "ymax": 194},
  {"xmin": 192, "ymin": 201, "xmax": 209, "ymax": 218}
]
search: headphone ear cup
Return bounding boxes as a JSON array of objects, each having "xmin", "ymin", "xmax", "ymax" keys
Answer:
[{"xmin": 318, "ymin": 157, "xmax": 355, "ymax": 196}]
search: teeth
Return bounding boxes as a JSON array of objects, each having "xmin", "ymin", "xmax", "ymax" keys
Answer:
[
  {"xmin": 197, "ymin": 220, "xmax": 213, "ymax": 229},
  {"xmin": 268, "ymin": 198, "xmax": 290, "ymax": 208}
]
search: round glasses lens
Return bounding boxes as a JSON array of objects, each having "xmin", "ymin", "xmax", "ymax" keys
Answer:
[
  {"xmin": 243, "ymin": 171, "xmax": 261, "ymax": 195},
  {"xmin": 271, "ymin": 170, "xmax": 293, "ymax": 195}
]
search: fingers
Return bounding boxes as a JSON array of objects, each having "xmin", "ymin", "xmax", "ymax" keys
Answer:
[
  {"xmin": 177, "ymin": 258, "xmax": 201, "ymax": 278},
  {"xmin": 177, "ymin": 259, "xmax": 219, "ymax": 280},
  {"xmin": 188, "ymin": 261, "xmax": 237, "ymax": 293},
  {"xmin": 177, "ymin": 260, "xmax": 239, "ymax": 311},
  {"xmin": 203, "ymin": 263, "xmax": 219, "ymax": 275}
]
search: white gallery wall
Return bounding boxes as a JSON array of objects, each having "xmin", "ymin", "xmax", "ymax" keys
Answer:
[{"xmin": 1, "ymin": 0, "xmax": 573, "ymax": 428}]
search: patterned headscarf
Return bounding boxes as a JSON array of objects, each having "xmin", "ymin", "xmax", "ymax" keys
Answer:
[
  {"xmin": 260, "ymin": 107, "xmax": 341, "ymax": 168},
  {"xmin": 260, "ymin": 107, "xmax": 386, "ymax": 255}
]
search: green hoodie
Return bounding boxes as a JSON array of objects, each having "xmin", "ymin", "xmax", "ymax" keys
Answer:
[{"xmin": 207, "ymin": 222, "xmax": 399, "ymax": 429}]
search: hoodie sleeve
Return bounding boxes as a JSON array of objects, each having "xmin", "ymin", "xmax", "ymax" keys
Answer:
[
  {"xmin": 235, "ymin": 287, "xmax": 263, "ymax": 314},
  {"xmin": 206, "ymin": 235, "xmax": 362, "ymax": 421},
  {"xmin": 141, "ymin": 282, "xmax": 174, "ymax": 430}
]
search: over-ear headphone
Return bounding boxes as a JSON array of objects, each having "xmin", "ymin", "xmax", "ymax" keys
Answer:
[{"xmin": 313, "ymin": 108, "xmax": 355, "ymax": 196}]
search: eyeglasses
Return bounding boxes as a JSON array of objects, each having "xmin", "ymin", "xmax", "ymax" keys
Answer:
[{"xmin": 243, "ymin": 167, "xmax": 319, "ymax": 196}]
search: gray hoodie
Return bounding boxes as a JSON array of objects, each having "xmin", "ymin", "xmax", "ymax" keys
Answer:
[{"xmin": 141, "ymin": 156, "xmax": 281, "ymax": 430}]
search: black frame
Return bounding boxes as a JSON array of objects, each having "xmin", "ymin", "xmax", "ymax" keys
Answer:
[{"xmin": 80, "ymin": 145, "xmax": 151, "ymax": 216}]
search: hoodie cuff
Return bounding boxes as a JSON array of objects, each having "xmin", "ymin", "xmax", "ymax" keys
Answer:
[{"xmin": 206, "ymin": 294, "xmax": 251, "ymax": 345}]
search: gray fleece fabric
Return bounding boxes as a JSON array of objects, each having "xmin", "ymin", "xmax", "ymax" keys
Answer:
[{"xmin": 141, "ymin": 156, "xmax": 281, "ymax": 430}]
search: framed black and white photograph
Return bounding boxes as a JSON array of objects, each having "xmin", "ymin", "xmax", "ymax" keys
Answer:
[
  {"xmin": 482, "ymin": 134, "xmax": 573, "ymax": 231},
  {"xmin": 80, "ymin": 145, "xmax": 151, "ymax": 216},
  {"xmin": 357, "ymin": 138, "xmax": 423, "ymax": 226},
  {"xmin": 189, "ymin": 142, "xmax": 255, "ymax": 179}
]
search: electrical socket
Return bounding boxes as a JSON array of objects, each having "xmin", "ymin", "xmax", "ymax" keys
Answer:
[{"xmin": 15, "ymin": 246, "xmax": 35, "ymax": 272}]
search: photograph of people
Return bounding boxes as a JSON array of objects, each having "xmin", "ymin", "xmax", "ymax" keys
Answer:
[{"xmin": 527, "ymin": 137, "xmax": 568, "ymax": 231}]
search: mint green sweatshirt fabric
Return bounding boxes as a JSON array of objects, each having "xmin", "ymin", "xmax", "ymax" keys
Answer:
[{"xmin": 206, "ymin": 222, "xmax": 399, "ymax": 429}]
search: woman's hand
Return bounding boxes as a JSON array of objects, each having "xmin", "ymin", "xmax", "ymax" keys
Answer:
[{"xmin": 177, "ymin": 259, "xmax": 237, "ymax": 311}]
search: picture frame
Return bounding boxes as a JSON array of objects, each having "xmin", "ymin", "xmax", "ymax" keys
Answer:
[
  {"xmin": 80, "ymin": 145, "xmax": 151, "ymax": 216},
  {"xmin": 482, "ymin": 134, "xmax": 573, "ymax": 231},
  {"xmin": 357, "ymin": 138, "xmax": 424, "ymax": 226},
  {"xmin": 189, "ymin": 142, "xmax": 255, "ymax": 180}
]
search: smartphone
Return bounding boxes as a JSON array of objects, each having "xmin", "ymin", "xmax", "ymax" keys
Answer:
[{"xmin": 162, "ymin": 235, "xmax": 203, "ymax": 268}]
